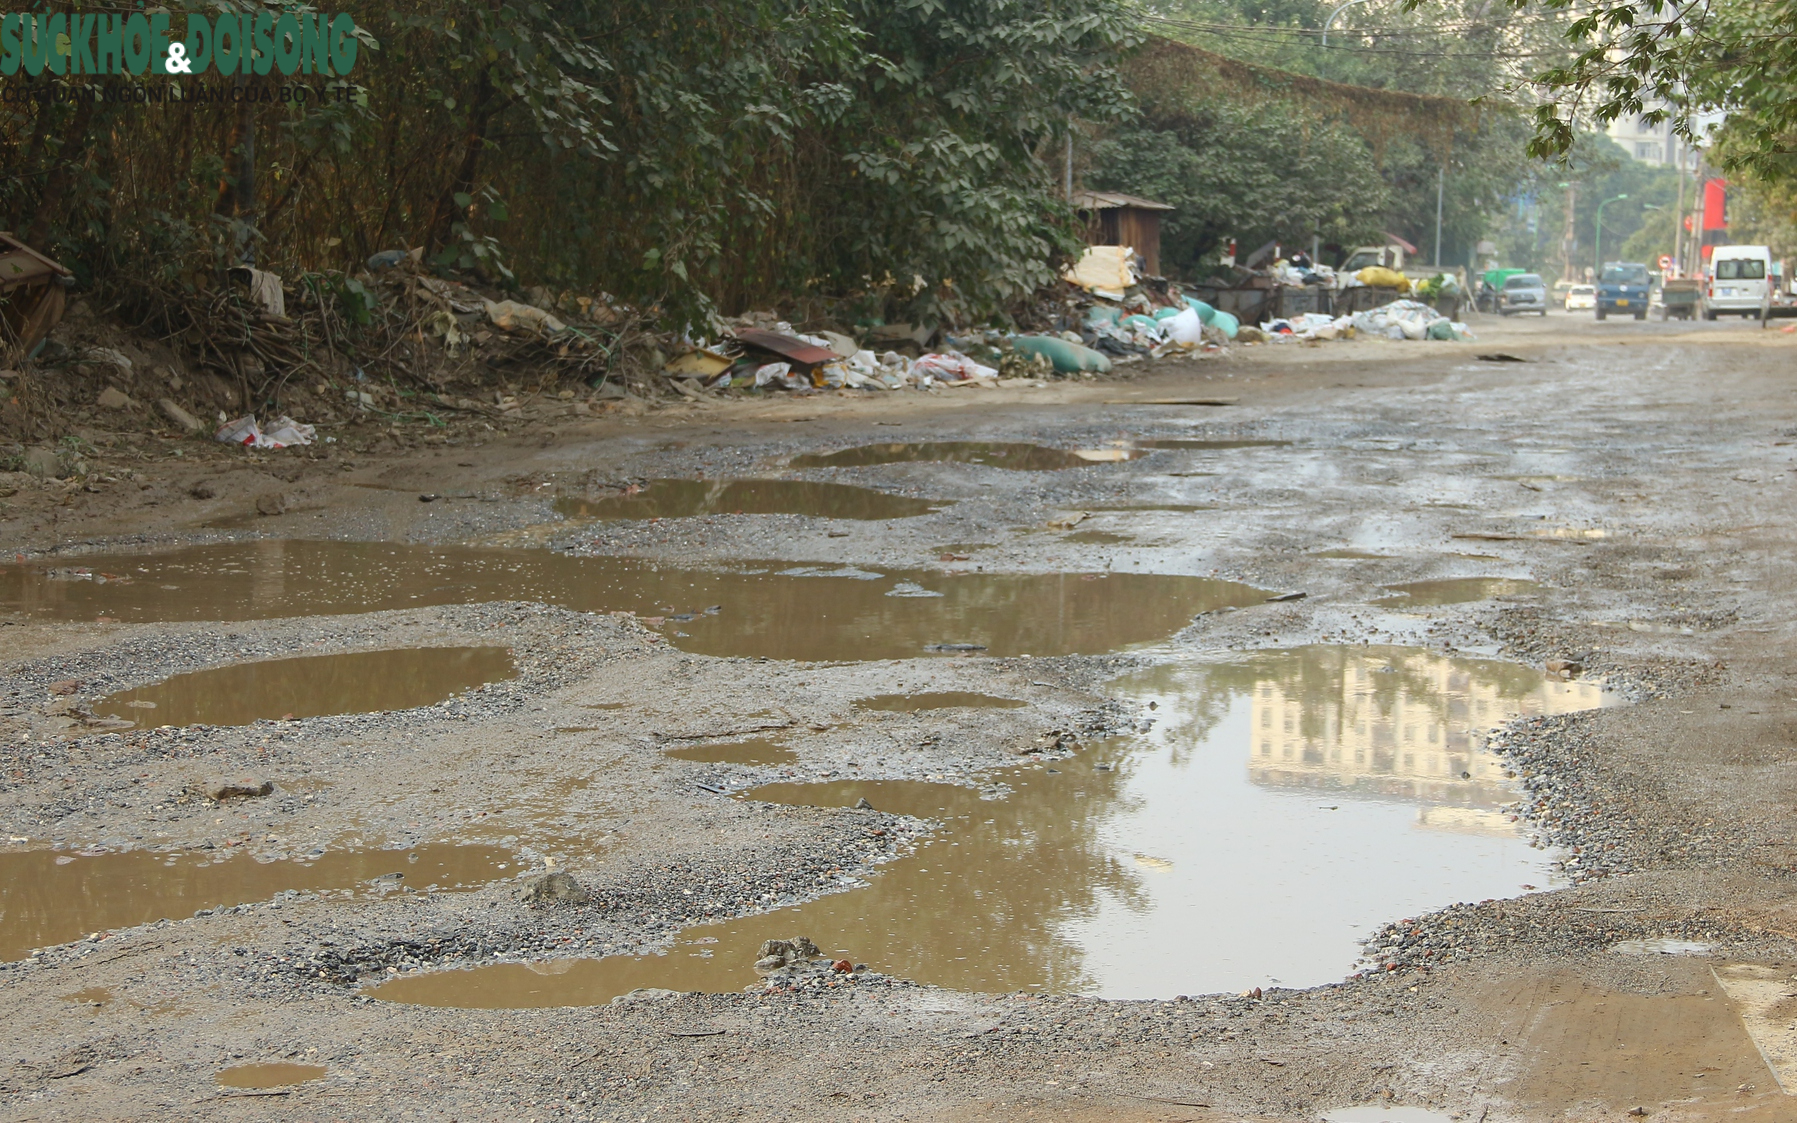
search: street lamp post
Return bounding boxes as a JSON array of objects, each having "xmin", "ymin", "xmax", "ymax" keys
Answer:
[
  {"xmin": 1595, "ymin": 193, "xmax": 1629, "ymax": 272},
  {"xmin": 1321, "ymin": 0, "xmax": 1374, "ymax": 46}
]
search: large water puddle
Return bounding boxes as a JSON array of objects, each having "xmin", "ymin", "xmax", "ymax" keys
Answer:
[
  {"xmin": 1373, "ymin": 578, "xmax": 1542, "ymax": 608},
  {"xmin": 789, "ymin": 442, "xmax": 1145, "ymax": 470},
  {"xmin": 554, "ymin": 479, "xmax": 938, "ymax": 521},
  {"xmin": 371, "ymin": 646, "xmax": 1609, "ymax": 1007},
  {"xmin": 0, "ymin": 542, "xmax": 1262, "ymax": 660},
  {"xmin": 92, "ymin": 646, "xmax": 515, "ymax": 728},
  {"xmin": 0, "ymin": 843, "xmax": 514, "ymax": 960},
  {"xmin": 217, "ymin": 1063, "xmax": 327, "ymax": 1089}
]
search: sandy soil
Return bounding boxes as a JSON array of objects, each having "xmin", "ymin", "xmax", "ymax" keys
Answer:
[{"xmin": 3, "ymin": 312, "xmax": 1797, "ymax": 1121}]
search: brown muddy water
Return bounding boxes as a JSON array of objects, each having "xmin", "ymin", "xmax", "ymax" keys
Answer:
[
  {"xmin": 1373, "ymin": 578, "xmax": 1543, "ymax": 607},
  {"xmin": 0, "ymin": 542, "xmax": 1262, "ymax": 659},
  {"xmin": 853, "ymin": 692, "xmax": 1026, "ymax": 712},
  {"xmin": 0, "ymin": 843, "xmax": 514, "ymax": 960},
  {"xmin": 216, "ymin": 1063, "xmax": 327, "ymax": 1088},
  {"xmin": 92, "ymin": 646, "xmax": 515, "ymax": 728},
  {"xmin": 372, "ymin": 646, "xmax": 1611, "ymax": 1008},
  {"xmin": 553, "ymin": 479, "xmax": 939, "ymax": 521},
  {"xmin": 788, "ymin": 442, "xmax": 1146, "ymax": 470},
  {"xmin": 663, "ymin": 739, "xmax": 796, "ymax": 765}
]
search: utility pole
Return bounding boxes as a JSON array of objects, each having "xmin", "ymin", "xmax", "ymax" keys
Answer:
[
  {"xmin": 1433, "ymin": 168, "xmax": 1444, "ymax": 268},
  {"xmin": 1560, "ymin": 181, "xmax": 1577, "ymax": 279},
  {"xmin": 1691, "ymin": 156, "xmax": 1706, "ymax": 277},
  {"xmin": 1672, "ymin": 138, "xmax": 1686, "ymax": 276},
  {"xmin": 1595, "ymin": 193, "xmax": 1629, "ymax": 269}
]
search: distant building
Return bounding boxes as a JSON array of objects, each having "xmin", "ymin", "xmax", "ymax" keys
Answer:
[{"xmin": 1608, "ymin": 112, "xmax": 1676, "ymax": 165}]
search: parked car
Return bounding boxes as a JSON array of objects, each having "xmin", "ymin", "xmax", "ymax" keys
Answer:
[
  {"xmin": 1596, "ymin": 262, "xmax": 1650, "ymax": 320},
  {"xmin": 1704, "ymin": 244, "xmax": 1774, "ymax": 319},
  {"xmin": 1564, "ymin": 284, "xmax": 1596, "ymax": 311},
  {"xmin": 1552, "ymin": 279, "xmax": 1575, "ymax": 308},
  {"xmin": 1497, "ymin": 273, "xmax": 1548, "ymax": 315}
]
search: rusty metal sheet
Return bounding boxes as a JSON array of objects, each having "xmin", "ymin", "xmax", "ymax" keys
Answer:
[{"xmin": 732, "ymin": 329, "xmax": 836, "ymax": 368}]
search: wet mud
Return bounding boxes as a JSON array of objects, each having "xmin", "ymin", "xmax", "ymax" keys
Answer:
[
  {"xmin": 1372, "ymin": 577, "xmax": 1543, "ymax": 608},
  {"xmin": 853, "ymin": 692, "xmax": 1026, "ymax": 712}
]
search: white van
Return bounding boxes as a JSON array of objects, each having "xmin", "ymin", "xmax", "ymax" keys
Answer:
[{"xmin": 1706, "ymin": 245, "xmax": 1774, "ymax": 318}]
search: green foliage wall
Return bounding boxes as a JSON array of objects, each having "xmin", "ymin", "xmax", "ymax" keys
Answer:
[{"xmin": 0, "ymin": 0, "xmax": 1139, "ymax": 326}]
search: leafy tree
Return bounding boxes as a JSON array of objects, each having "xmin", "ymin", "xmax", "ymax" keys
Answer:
[
  {"xmin": 1089, "ymin": 101, "xmax": 1390, "ymax": 274},
  {"xmin": 0, "ymin": 0, "xmax": 1140, "ymax": 329}
]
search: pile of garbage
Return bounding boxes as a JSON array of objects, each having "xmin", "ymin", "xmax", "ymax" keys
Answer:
[
  {"xmin": 1267, "ymin": 252, "xmax": 1337, "ymax": 288},
  {"xmin": 661, "ymin": 322, "xmax": 997, "ymax": 394},
  {"xmin": 660, "ymin": 249, "xmax": 1255, "ymax": 394},
  {"xmin": 1057, "ymin": 244, "xmax": 1239, "ymax": 357},
  {"xmin": 1258, "ymin": 300, "xmax": 1475, "ymax": 344},
  {"xmin": 1346, "ymin": 299, "xmax": 1473, "ymax": 341}
]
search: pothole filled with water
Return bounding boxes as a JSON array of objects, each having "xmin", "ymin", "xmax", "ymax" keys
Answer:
[
  {"xmin": 92, "ymin": 646, "xmax": 515, "ymax": 728},
  {"xmin": 0, "ymin": 542, "xmax": 1262, "ymax": 659},
  {"xmin": 0, "ymin": 843, "xmax": 515, "ymax": 960},
  {"xmin": 371, "ymin": 646, "xmax": 1610, "ymax": 1008},
  {"xmin": 853, "ymin": 692, "xmax": 1026, "ymax": 712},
  {"xmin": 663, "ymin": 739, "xmax": 796, "ymax": 765},
  {"xmin": 216, "ymin": 1063, "xmax": 327, "ymax": 1088},
  {"xmin": 788, "ymin": 442, "xmax": 1146, "ymax": 470},
  {"xmin": 1373, "ymin": 578, "xmax": 1542, "ymax": 607},
  {"xmin": 554, "ymin": 479, "xmax": 940, "ymax": 521}
]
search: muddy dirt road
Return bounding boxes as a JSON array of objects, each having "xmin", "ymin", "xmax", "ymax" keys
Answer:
[{"xmin": 3, "ymin": 314, "xmax": 1797, "ymax": 1121}]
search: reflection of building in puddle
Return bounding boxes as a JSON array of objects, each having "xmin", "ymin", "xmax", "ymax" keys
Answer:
[
  {"xmin": 1413, "ymin": 805, "xmax": 1517, "ymax": 838},
  {"xmin": 1246, "ymin": 649, "xmax": 1608, "ymax": 814}
]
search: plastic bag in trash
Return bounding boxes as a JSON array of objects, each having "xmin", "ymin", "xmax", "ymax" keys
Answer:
[
  {"xmin": 913, "ymin": 351, "xmax": 998, "ymax": 383},
  {"xmin": 215, "ymin": 414, "xmax": 316, "ymax": 450},
  {"xmin": 753, "ymin": 362, "xmax": 806, "ymax": 390},
  {"xmin": 1166, "ymin": 307, "xmax": 1206, "ymax": 345},
  {"xmin": 1354, "ymin": 266, "xmax": 1411, "ymax": 292}
]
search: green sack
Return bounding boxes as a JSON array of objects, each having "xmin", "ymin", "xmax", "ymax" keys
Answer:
[{"xmin": 1012, "ymin": 335, "xmax": 1113, "ymax": 373}]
